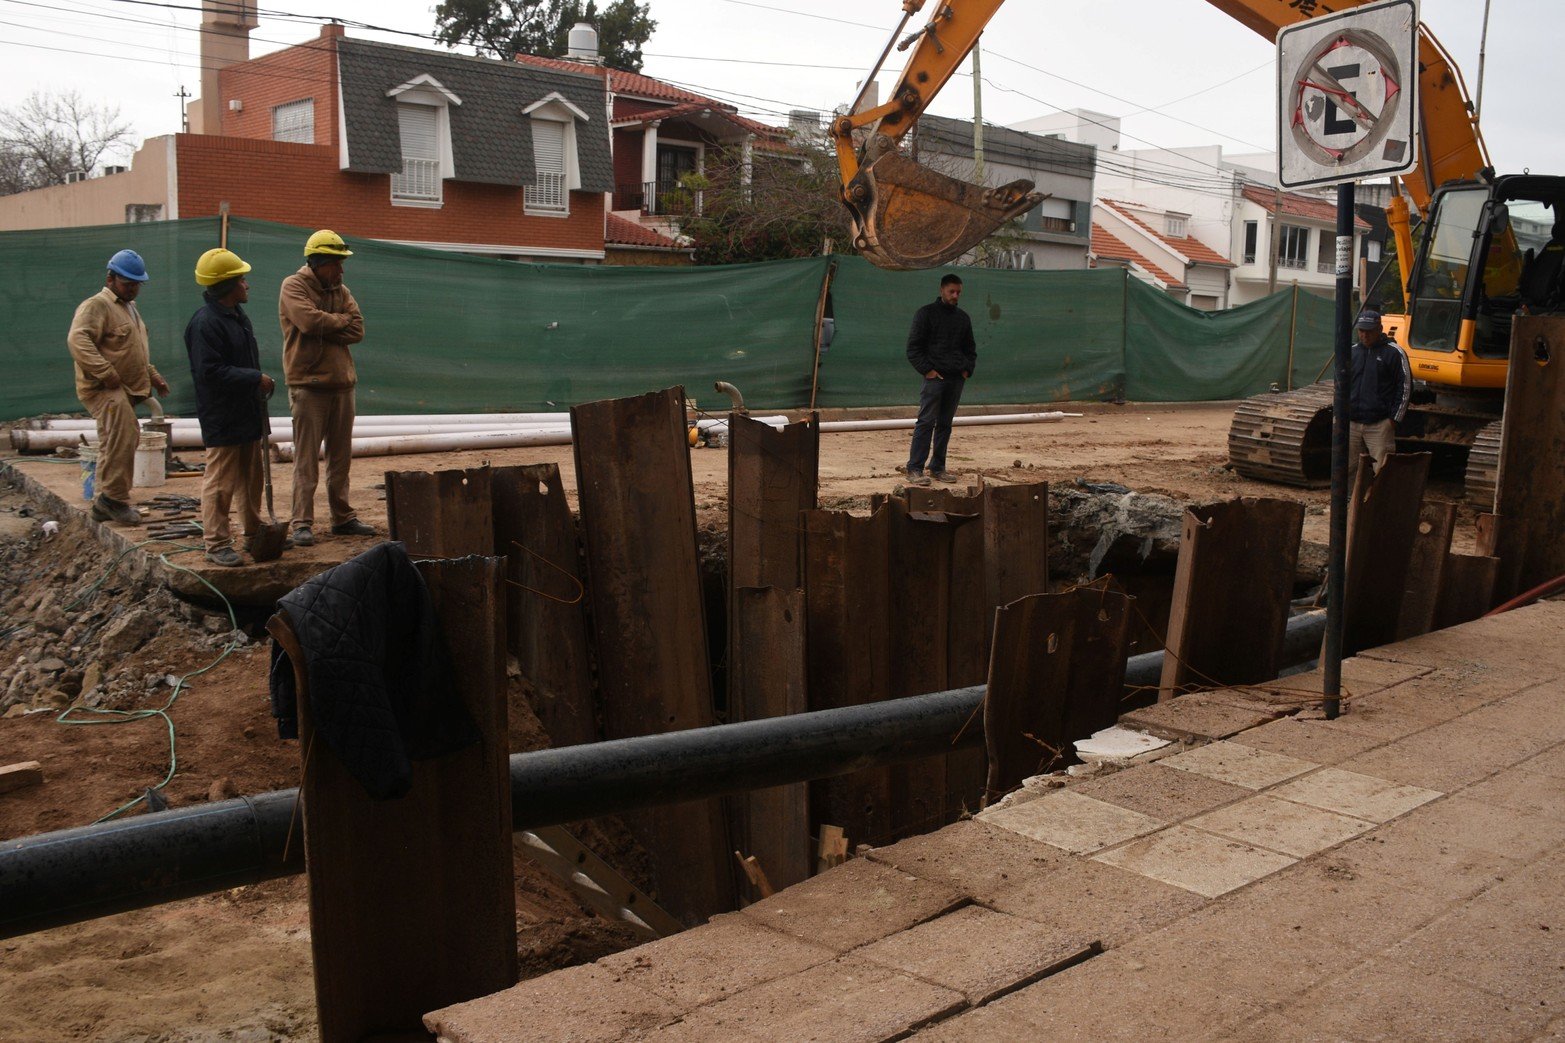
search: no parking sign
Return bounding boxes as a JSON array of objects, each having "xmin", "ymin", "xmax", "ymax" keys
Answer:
[{"xmin": 1277, "ymin": 0, "xmax": 1420, "ymax": 189}]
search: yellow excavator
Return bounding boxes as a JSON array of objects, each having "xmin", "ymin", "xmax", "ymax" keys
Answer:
[{"xmin": 835, "ymin": 0, "xmax": 1561, "ymax": 503}]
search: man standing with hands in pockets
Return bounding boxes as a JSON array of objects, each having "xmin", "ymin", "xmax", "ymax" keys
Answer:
[{"xmin": 904, "ymin": 273, "xmax": 976, "ymax": 486}]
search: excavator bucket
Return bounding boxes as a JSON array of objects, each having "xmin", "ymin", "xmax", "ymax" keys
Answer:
[{"xmin": 847, "ymin": 152, "xmax": 1045, "ymax": 271}]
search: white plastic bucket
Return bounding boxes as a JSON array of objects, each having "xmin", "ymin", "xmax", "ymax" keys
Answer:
[
  {"xmin": 133, "ymin": 431, "xmax": 167, "ymax": 489},
  {"xmin": 79, "ymin": 445, "xmax": 98, "ymax": 501}
]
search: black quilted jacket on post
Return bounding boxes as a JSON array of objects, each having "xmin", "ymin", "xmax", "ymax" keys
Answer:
[{"xmin": 269, "ymin": 542, "xmax": 480, "ymax": 799}]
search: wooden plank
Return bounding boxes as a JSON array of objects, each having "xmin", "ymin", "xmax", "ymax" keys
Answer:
[
  {"xmin": 727, "ymin": 413, "xmax": 819, "ymax": 592},
  {"xmin": 887, "ymin": 496, "xmax": 956, "ymax": 838},
  {"xmin": 816, "ymin": 825, "xmax": 848, "ymax": 874},
  {"xmin": 570, "ymin": 387, "xmax": 733, "ymax": 924},
  {"xmin": 276, "ymin": 556, "xmax": 516, "ymax": 1043},
  {"xmin": 946, "ymin": 499, "xmax": 989, "ymax": 818},
  {"xmin": 384, "ymin": 466, "xmax": 495, "ymax": 559},
  {"xmin": 517, "ymin": 826, "xmax": 683, "ymax": 940},
  {"xmin": 1395, "ymin": 500, "xmax": 1458, "ymax": 640},
  {"xmin": 1434, "ymin": 553, "xmax": 1501, "ymax": 629},
  {"xmin": 729, "ymin": 586, "xmax": 811, "ymax": 893},
  {"xmin": 0, "ymin": 761, "xmax": 43, "ymax": 794},
  {"xmin": 984, "ymin": 595, "xmax": 1075, "ymax": 801},
  {"xmin": 1494, "ymin": 314, "xmax": 1565, "ymax": 598},
  {"xmin": 1342, "ymin": 453, "xmax": 1431, "ymax": 657},
  {"xmin": 490, "ymin": 463, "xmax": 597, "ymax": 750},
  {"xmin": 1159, "ymin": 498, "xmax": 1305, "ymax": 700},
  {"xmin": 1060, "ymin": 584, "xmax": 1134, "ymax": 752},
  {"xmin": 801, "ymin": 507, "xmax": 893, "ymax": 852}
]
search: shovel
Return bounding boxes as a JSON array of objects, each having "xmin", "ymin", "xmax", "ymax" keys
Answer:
[{"xmin": 249, "ymin": 390, "xmax": 289, "ymax": 563}]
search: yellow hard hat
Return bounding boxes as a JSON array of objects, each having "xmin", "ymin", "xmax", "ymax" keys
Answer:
[
  {"xmin": 304, "ymin": 229, "xmax": 353, "ymax": 257},
  {"xmin": 194, "ymin": 248, "xmax": 252, "ymax": 287}
]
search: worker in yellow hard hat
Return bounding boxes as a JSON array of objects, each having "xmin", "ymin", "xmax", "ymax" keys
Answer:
[
  {"xmin": 278, "ymin": 229, "xmax": 371, "ymax": 546},
  {"xmin": 186, "ymin": 248, "xmax": 276, "ymax": 566},
  {"xmin": 66, "ymin": 248, "xmax": 170, "ymax": 526}
]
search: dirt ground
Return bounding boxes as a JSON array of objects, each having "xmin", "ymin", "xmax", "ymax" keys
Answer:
[{"xmin": 0, "ymin": 401, "xmax": 1487, "ymax": 1042}]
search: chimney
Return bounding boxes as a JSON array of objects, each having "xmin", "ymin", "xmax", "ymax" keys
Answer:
[
  {"xmin": 199, "ymin": 0, "xmax": 258, "ymax": 135},
  {"xmin": 566, "ymin": 22, "xmax": 600, "ymax": 62}
]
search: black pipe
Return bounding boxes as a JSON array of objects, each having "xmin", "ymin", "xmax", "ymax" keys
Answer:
[
  {"xmin": 1324, "ymin": 182, "xmax": 1357, "ymax": 720},
  {"xmin": 0, "ymin": 611, "xmax": 1325, "ymax": 939}
]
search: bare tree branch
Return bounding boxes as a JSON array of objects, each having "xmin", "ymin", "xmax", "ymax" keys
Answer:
[{"xmin": 0, "ymin": 90, "xmax": 134, "ymax": 196}]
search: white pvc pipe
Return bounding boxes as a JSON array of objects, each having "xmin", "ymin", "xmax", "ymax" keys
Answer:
[
  {"xmin": 31, "ymin": 412, "xmax": 572, "ymax": 431},
  {"xmin": 820, "ymin": 411, "xmax": 1076, "ymax": 432},
  {"xmin": 10, "ymin": 423, "xmax": 571, "ymax": 453},
  {"xmin": 275, "ymin": 427, "xmax": 575, "ymax": 461}
]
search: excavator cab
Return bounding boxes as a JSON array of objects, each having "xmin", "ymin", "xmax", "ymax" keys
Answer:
[{"xmin": 833, "ymin": 0, "xmax": 1042, "ymax": 270}]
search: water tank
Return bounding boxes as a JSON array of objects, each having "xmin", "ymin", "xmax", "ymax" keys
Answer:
[{"xmin": 567, "ymin": 23, "xmax": 599, "ymax": 61}]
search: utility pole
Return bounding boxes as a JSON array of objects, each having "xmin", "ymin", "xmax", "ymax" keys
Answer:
[
  {"xmin": 174, "ymin": 86, "xmax": 191, "ymax": 133},
  {"xmin": 971, "ymin": 42, "xmax": 984, "ymax": 182},
  {"xmin": 1267, "ymin": 184, "xmax": 1283, "ymax": 294},
  {"xmin": 1474, "ymin": 0, "xmax": 1494, "ymax": 119}
]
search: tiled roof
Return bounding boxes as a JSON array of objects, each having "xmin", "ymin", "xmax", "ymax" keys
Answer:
[
  {"xmin": 1090, "ymin": 222, "xmax": 1184, "ymax": 289},
  {"xmin": 337, "ymin": 38, "xmax": 613, "ymax": 192},
  {"xmin": 915, "ymin": 114, "xmax": 1097, "ymax": 177},
  {"xmin": 1100, "ymin": 199, "xmax": 1234, "ymax": 267},
  {"xmin": 610, "ymin": 101, "xmax": 777, "ymax": 138},
  {"xmin": 514, "ymin": 54, "xmax": 707, "ymax": 106},
  {"xmin": 605, "ymin": 212, "xmax": 682, "ymax": 249},
  {"xmin": 1242, "ymin": 185, "xmax": 1371, "ymax": 231}
]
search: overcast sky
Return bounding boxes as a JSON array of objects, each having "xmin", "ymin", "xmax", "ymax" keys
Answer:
[{"xmin": 2, "ymin": 0, "xmax": 1560, "ymax": 182}]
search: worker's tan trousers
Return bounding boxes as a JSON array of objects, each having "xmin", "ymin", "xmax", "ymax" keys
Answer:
[
  {"xmin": 1349, "ymin": 418, "xmax": 1397, "ymax": 480},
  {"xmin": 78, "ymin": 387, "xmax": 139, "ymax": 503},
  {"xmin": 288, "ymin": 387, "xmax": 357, "ymax": 529},
  {"xmin": 202, "ymin": 441, "xmax": 263, "ymax": 552}
]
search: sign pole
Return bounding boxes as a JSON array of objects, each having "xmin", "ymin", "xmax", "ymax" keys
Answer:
[{"xmin": 1323, "ymin": 181, "xmax": 1356, "ymax": 720}]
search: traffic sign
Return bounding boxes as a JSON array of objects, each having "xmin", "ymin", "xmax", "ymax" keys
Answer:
[{"xmin": 1277, "ymin": 0, "xmax": 1419, "ymax": 188}]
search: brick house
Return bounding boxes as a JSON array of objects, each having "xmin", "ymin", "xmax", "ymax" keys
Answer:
[
  {"xmin": 513, "ymin": 52, "xmax": 784, "ymax": 239},
  {"xmin": 0, "ymin": 16, "xmax": 617, "ymax": 263}
]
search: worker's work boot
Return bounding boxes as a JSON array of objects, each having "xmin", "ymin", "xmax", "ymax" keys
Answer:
[
  {"xmin": 205, "ymin": 546, "xmax": 243, "ymax": 568},
  {"xmin": 90, "ymin": 494, "xmax": 142, "ymax": 526},
  {"xmin": 290, "ymin": 526, "xmax": 314, "ymax": 547},
  {"xmin": 331, "ymin": 519, "xmax": 376, "ymax": 537},
  {"xmin": 931, "ymin": 471, "xmax": 959, "ymax": 484},
  {"xmin": 903, "ymin": 467, "xmax": 932, "ymax": 487}
]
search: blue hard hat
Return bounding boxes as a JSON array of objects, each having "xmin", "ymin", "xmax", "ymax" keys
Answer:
[{"xmin": 106, "ymin": 249, "xmax": 149, "ymax": 282}]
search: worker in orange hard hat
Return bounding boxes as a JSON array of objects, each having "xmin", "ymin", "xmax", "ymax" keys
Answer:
[
  {"xmin": 278, "ymin": 229, "xmax": 372, "ymax": 547},
  {"xmin": 66, "ymin": 249, "xmax": 171, "ymax": 526}
]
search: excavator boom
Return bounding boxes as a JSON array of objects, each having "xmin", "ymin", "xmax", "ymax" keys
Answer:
[{"xmin": 833, "ymin": 0, "xmax": 1042, "ymax": 270}]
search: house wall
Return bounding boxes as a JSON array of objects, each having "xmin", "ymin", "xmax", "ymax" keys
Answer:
[
  {"xmin": 1094, "ymin": 206, "xmax": 1187, "ymax": 290},
  {"xmin": 1094, "ymin": 145, "xmax": 1238, "ymax": 269},
  {"xmin": 218, "ymin": 27, "xmax": 339, "ymax": 146},
  {"xmin": 1228, "ymin": 197, "xmax": 1358, "ymax": 306},
  {"xmin": 612, "ymin": 127, "xmax": 644, "ymax": 196},
  {"xmin": 0, "ymin": 137, "xmax": 174, "ymax": 232},
  {"xmin": 175, "ymin": 135, "xmax": 605, "ymax": 258}
]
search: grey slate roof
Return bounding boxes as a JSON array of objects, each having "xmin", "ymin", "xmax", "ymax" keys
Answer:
[
  {"xmin": 337, "ymin": 38, "xmax": 613, "ymax": 192},
  {"xmin": 917, "ymin": 114, "xmax": 1096, "ymax": 178}
]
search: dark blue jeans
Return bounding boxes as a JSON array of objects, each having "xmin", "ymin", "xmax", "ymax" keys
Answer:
[{"xmin": 907, "ymin": 374, "xmax": 965, "ymax": 474}]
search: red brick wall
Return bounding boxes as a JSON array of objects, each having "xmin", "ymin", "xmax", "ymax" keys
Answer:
[
  {"xmin": 176, "ymin": 135, "xmax": 605, "ymax": 254},
  {"xmin": 612, "ymin": 128, "xmax": 645, "ymax": 197},
  {"xmin": 219, "ymin": 27, "xmax": 339, "ymax": 146}
]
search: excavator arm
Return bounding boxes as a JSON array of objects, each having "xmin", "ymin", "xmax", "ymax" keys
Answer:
[
  {"xmin": 832, "ymin": 0, "xmax": 1043, "ymax": 270},
  {"xmin": 838, "ymin": 0, "xmax": 1493, "ymax": 274}
]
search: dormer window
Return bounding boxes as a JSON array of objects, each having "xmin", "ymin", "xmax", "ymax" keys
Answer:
[
  {"xmin": 386, "ymin": 74, "xmax": 461, "ymax": 207},
  {"xmin": 1166, "ymin": 214, "xmax": 1188, "ymax": 237},
  {"xmin": 523, "ymin": 92, "xmax": 590, "ymax": 217}
]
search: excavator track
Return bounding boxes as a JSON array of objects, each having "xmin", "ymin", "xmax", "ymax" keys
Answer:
[
  {"xmin": 1463, "ymin": 420, "xmax": 1502, "ymax": 509},
  {"xmin": 1227, "ymin": 383, "xmax": 1336, "ymax": 487}
]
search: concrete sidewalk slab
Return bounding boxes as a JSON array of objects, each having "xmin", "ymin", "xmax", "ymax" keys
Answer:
[
  {"xmin": 1159, "ymin": 740, "xmax": 1317, "ymax": 790},
  {"xmin": 423, "ymin": 964, "xmax": 677, "ymax": 1043},
  {"xmin": 1341, "ymin": 718, "xmax": 1553, "ymax": 791},
  {"xmin": 735, "ymin": 857, "xmax": 969, "ymax": 953},
  {"xmin": 1260, "ymin": 656, "xmax": 1433, "ymax": 698},
  {"xmin": 1267, "ymin": 766, "xmax": 1441, "ymax": 822},
  {"xmin": 1227, "ymin": 717, "xmax": 1385, "ymax": 764},
  {"xmin": 1186, "ymin": 794, "xmax": 1375, "ymax": 857},
  {"xmin": 853, "ymin": 906, "xmax": 1097, "ymax": 1004},
  {"xmin": 1118, "ymin": 692, "xmax": 1288, "ymax": 743},
  {"xmin": 1392, "ymin": 794, "xmax": 1565, "ymax": 863},
  {"xmin": 1068, "ymin": 763, "xmax": 1253, "ymax": 821},
  {"xmin": 983, "ymin": 857, "xmax": 1208, "ymax": 946},
  {"xmin": 1461, "ymin": 767, "xmax": 1565, "ymax": 821},
  {"xmin": 978, "ymin": 789, "xmax": 1163, "ymax": 854},
  {"xmin": 861, "ymin": 819, "xmax": 1069, "ymax": 896},
  {"xmin": 1093, "ymin": 825, "xmax": 1297, "ymax": 898}
]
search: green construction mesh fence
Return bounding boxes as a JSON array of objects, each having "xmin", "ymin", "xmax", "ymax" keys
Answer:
[{"xmin": 1, "ymin": 217, "xmax": 1335, "ymax": 420}]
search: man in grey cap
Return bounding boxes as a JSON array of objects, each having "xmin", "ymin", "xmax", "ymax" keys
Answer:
[{"xmin": 1347, "ymin": 309, "xmax": 1411, "ymax": 477}]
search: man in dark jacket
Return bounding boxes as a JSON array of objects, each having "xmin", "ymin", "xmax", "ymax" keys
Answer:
[
  {"xmin": 1348, "ymin": 309, "xmax": 1412, "ymax": 478},
  {"xmin": 186, "ymin": 248, "xmax": 276, "ymax": 567},
  {"xmin": 904, "ymin": 273, "xmax": 977, "ymax": 485}
]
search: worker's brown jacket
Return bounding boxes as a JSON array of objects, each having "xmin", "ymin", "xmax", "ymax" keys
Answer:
[
  {"xmin": 279, "ymin": 266, "xmax": 365, "ymax": 390},
  {"xmin": 66, "ymin": 287, "xmax": 163, "ymax": 401}
]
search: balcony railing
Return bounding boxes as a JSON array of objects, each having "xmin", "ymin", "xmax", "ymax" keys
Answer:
[
  {"xmin": 391, "ymin": 157, "xmax": 441, "ymax": 203},
  {"xmin": 1277, "ymin": 256, "xmax": 1309, "ymax": 271},
  {"xmin": 613, "ymin": 179, "xmax": 701, "ymax": 217},
  {"xmin": 525, "ymin": 170, "xmax": 567, "ymax": 213}
]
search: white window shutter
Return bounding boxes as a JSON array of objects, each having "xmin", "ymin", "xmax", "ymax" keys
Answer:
[
  {"xmin": 399, "ymin": 104, "xmax": 439, "ymax": 160},
  {"xmin": 272, "ymin": 99, "xmax": 314, "ymax": 144},
  {"xmin": 526, "ymin": 119, "xmax": 568, "ymax": 212}
]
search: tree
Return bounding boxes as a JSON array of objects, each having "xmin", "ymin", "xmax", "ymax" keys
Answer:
[
  {"xmin": 672, "ymin": 132, "xmax": 856, "ymax": 265},
  {"xmin": 433, "ymin": 0, "xmax": 656, "ymax": 71},
  {"xmin": 0, "ymin": 90, "xmax": 134, "ymax": 196}
]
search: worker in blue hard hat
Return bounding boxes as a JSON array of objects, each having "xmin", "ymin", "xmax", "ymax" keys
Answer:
[{"xmin": 66, "ymin": 249, "xmax": 170, "ymax": 526}]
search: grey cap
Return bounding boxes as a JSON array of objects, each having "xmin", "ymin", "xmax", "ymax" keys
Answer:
[{"xmin": 1355, "ymin": 310, "xmax": 1383, "ymax": 331}]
